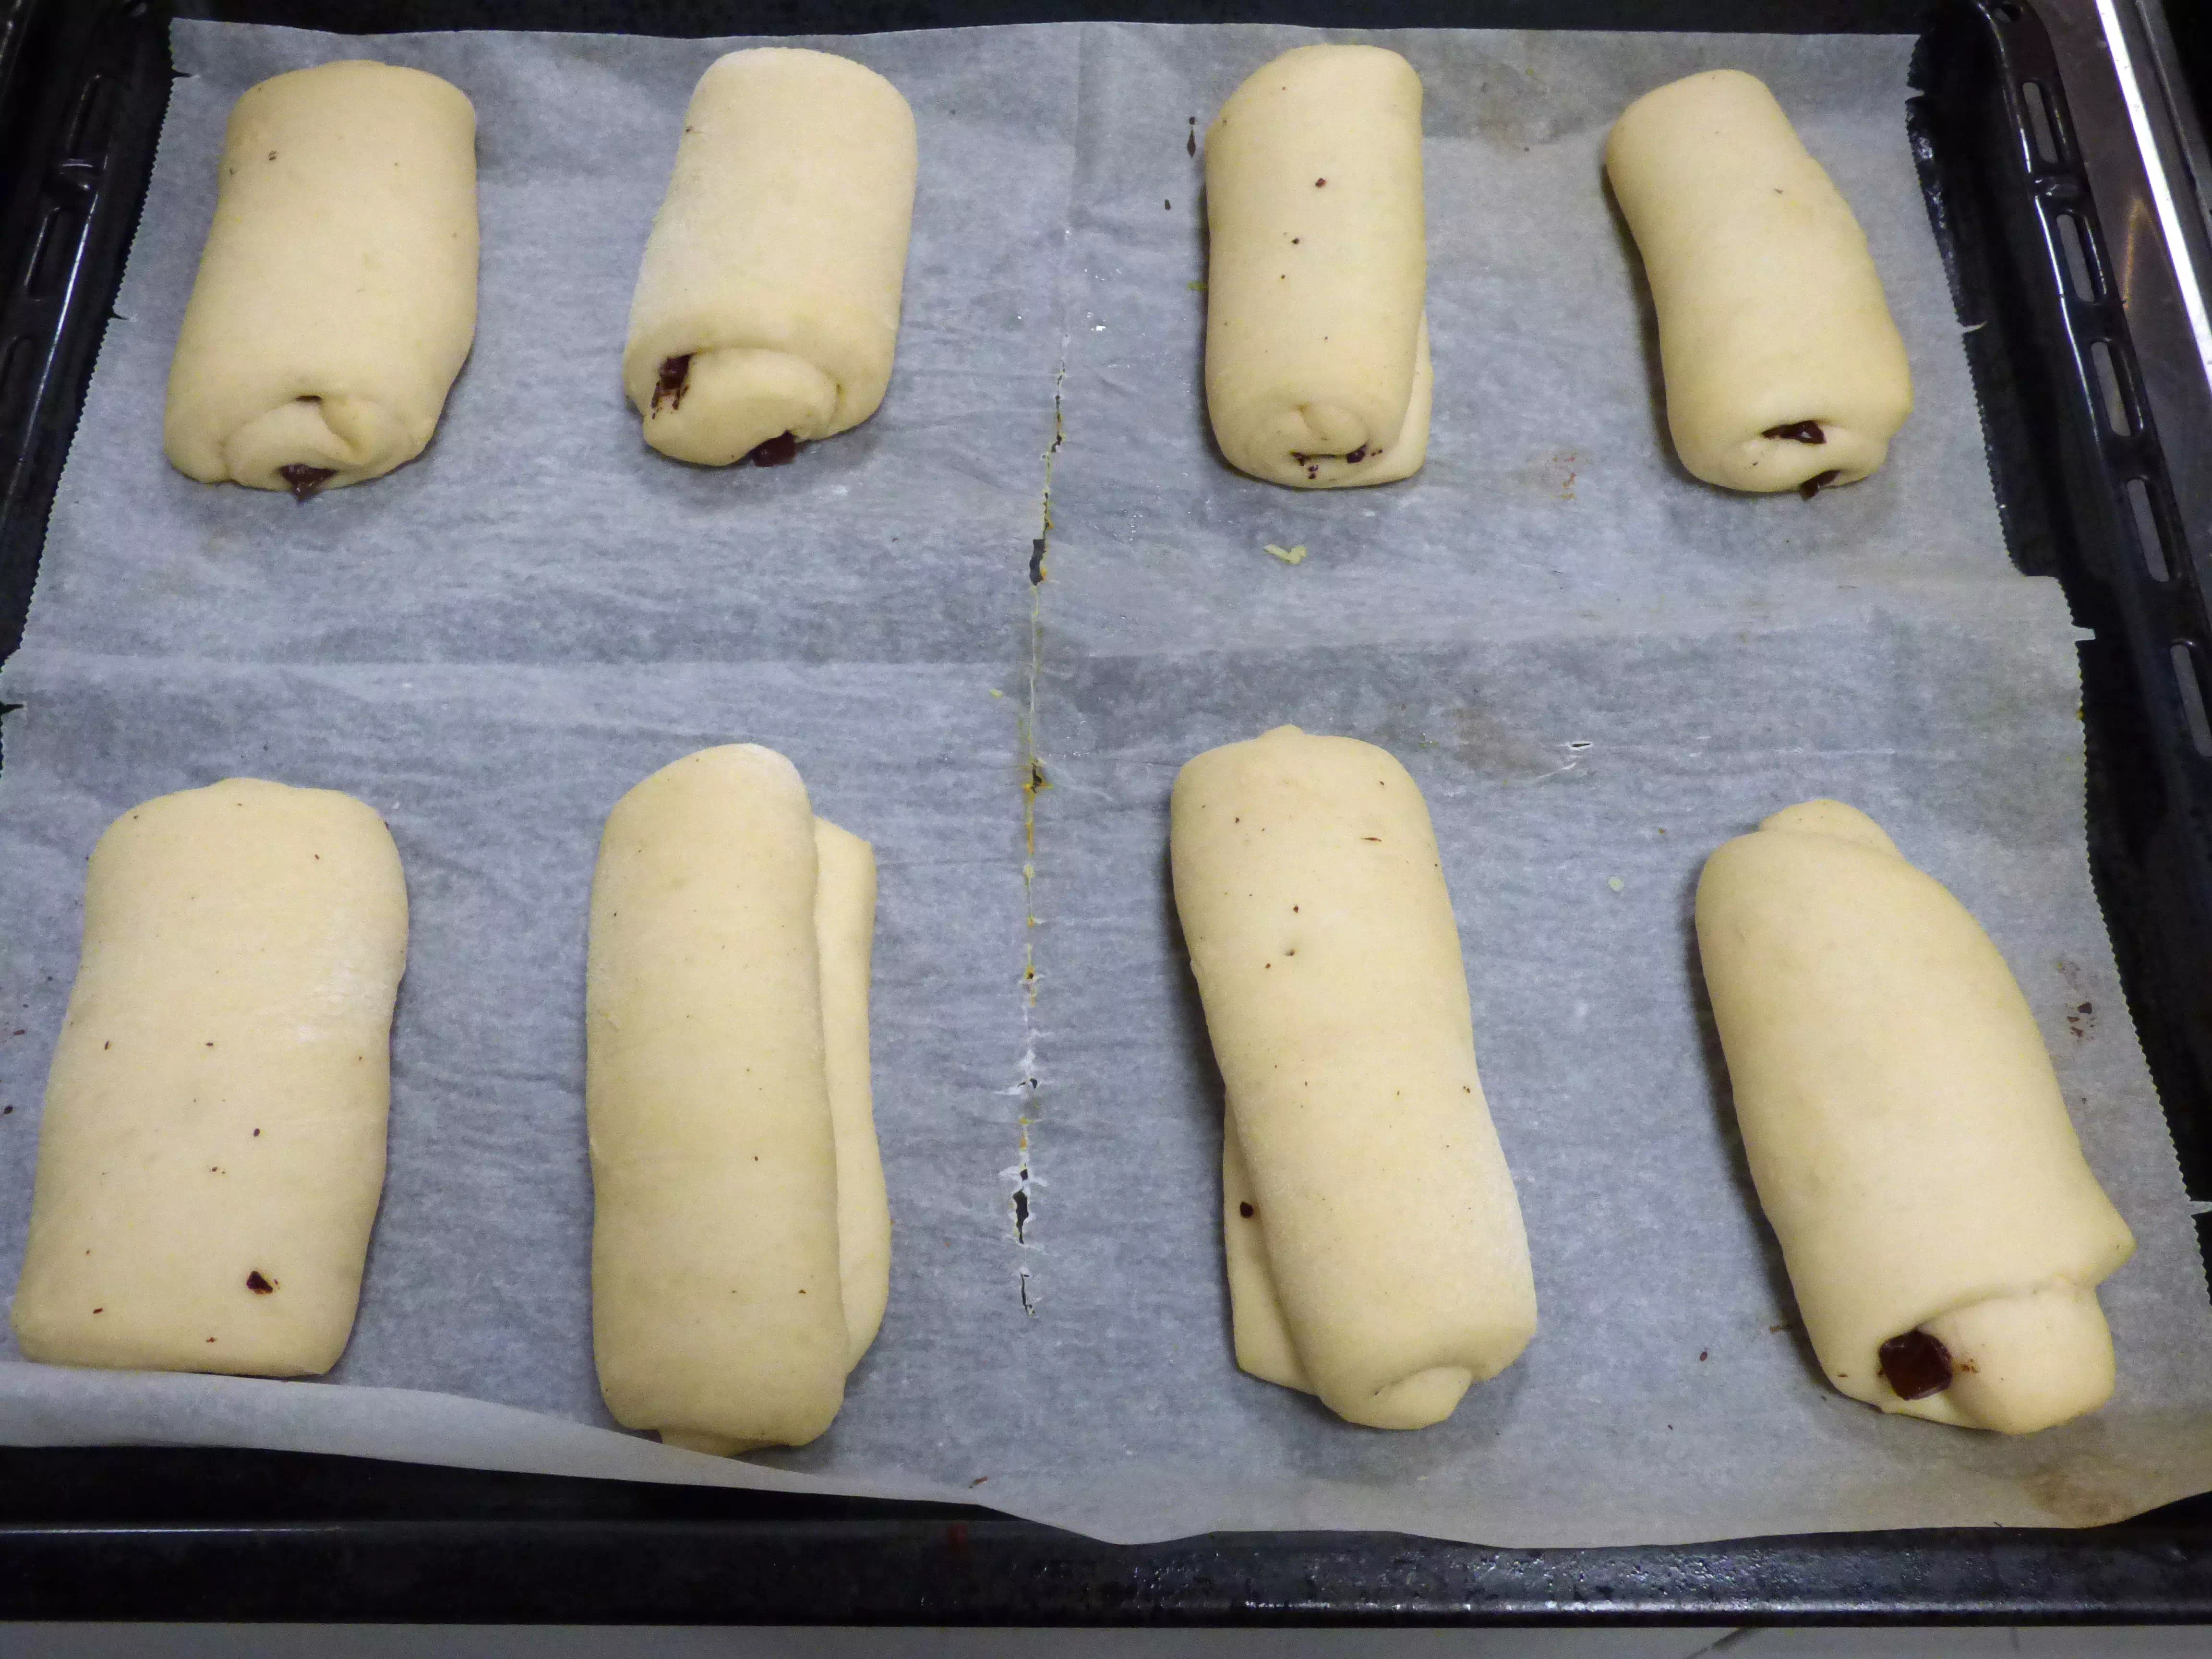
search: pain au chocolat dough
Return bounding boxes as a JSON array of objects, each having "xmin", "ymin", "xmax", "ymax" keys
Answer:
[
  {"xmin": 624, "ymin": 49, "xmax": 917, "ymax": 468},
  {"xmin": 1605, "ymin": 70, "xmax": 1911, "ymax": 496},
  {"xmin": 12, "ymin": 781, "xmax": 407, "ymax": 1376},
  {"xmin": 1204, "ymin": 46, "xmax": 1431, "ymax": 490},
  {"xmin": 587, "ymin": 746, "xmax": 888, "ymax": 1452},
  {"xmin": 1696, "ymin": 800, "xmax": 2135, "ymax": 1434},
  {"xmin": 164, "ymin": 62, "xmax": 478, "ymax": 499},
  {"xmin": 1171, "ymin": 727, "xmax": 1535, "ymax": 1429}
]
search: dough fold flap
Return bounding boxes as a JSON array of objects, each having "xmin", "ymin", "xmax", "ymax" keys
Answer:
[
  {"xmin": 587, "ymin": 745, "xmax": 886, "ymax": 1453},
  {"xmin": 12, "ymin": 779, "xmax": 407, "ymax": 1377},
  {"xmin": 1204, "ymin": 46, "xmax": 1430, "ymax": 490},
  {"xmin": 163, "ymin": 61, "xmax": 478, "ymax": 494},
  {"xmin": 1605, "ymin": 70, "xmax": 1911, "ymax": 494},
  {"xmin": 1695, "ymin": 800, "xmax": 2134, "ymax": 1434},
  {"xmin": 1173, "ymin": 726, "xmax": 1536, "ymax": 1430},
  {"xmin": 624, "ymin": 49, "xmax": 917, "ymax": 466}
]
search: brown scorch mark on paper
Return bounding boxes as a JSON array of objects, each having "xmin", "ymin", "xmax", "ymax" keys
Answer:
[
  {"xmin": 652, "ymin": 354, "xmax": 691, "ymax": 414},
  {"xmin": 749, "ymin": 432, "xmax": 801, "ymax": 468},
  {"xmin": 1761, "ymin": 421, "xmax": 1826, "ymax": 445},
  {"xmin": 1798, "ymin": 469, "xmax": 1841, "ymax": 500},
  {"xmin": 278, "ymin": 464, "xmax": 335, "ymax": 502},
  {"xmin": 1878, "ymin": 1329, "xmax": 1953, "ymax": 1399}
]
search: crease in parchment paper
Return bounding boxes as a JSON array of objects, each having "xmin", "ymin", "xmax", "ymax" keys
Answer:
[{"xmin": 1, "ymin": 19, "xmax": 2210, "ymax": 1549}]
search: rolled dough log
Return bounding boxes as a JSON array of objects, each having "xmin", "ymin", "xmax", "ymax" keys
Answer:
[
  {"xmin": 588, "ymin": 746, "xmax": 886, "ymax": 1453},
  {"xmin": 164, "ymin": 61, "xmax": 478, "ymax": 497},
  {"xmin": 1204, "ymin": 46, "xmax": 1430, "ymax": 490},
  {"xmin": 1605, "ymin": 70, "xmax": 1911, "ymax": 495},
  {"xmin": 12, "ymin": 779, "xmax": 407, "ymax": 1376},
  {"xmin": 815, "ymin": 816, "xmax": 889, "ymax": 1368},
  {"xmin": 624, "ymin": 49, "xmax": 917, "ymax": 466},
  {"xmin": 1695, "ymin": 799, "xmax": 2135, "ymax": 1433},
  {"xmin": 1172, "ymin": 726, "xmax": 1536, "ymax": 1429}
]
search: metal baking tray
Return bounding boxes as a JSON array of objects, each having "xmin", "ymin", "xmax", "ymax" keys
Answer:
[{"xmin": 4, "ymin": 0, "xmax": 2212, "ymax": 1624}]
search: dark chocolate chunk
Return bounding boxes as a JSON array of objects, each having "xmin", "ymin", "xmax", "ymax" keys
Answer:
[
  {"xmin": 1877, "ymin": 1329, "xmax": 1953, "ymax": 1399},
  {"xmin": 277, "ymin": 464, "xmax": 335, "ymax": 502},
  {"xmin": 749, "ymin": 431, "xmax": 800, "ymax": 468},
  {"xmin": 1761, "ymin": 420, "xmax": 1826, "ymax": 445},
  {"xmin": 652, "ymin": 354, "xmax": 692, "ymax": 414},
  {"xmin": 1798, "ymin": 468, "xmax": 1842, "ymax": 500},
  {"xmin": 1345, "ymin": 445, "xmax": 1367, "ymax": 464},
  {"xmin": 1238, "ymin": 1201, "xmax": 1255, "ymax": 1219},
  {"xmin": 246, "ymin": 1271, "xmax": 274, "ymax": 1294}
]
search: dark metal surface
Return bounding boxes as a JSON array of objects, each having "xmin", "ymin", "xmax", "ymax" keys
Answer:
[
  {"xmin": 4, "ymin": 1446, "xmax": 2212, "ymax": 1624},
  {"xmin": 5, "ymin": 0, "xmax": 2212, "ymax": 1626}
]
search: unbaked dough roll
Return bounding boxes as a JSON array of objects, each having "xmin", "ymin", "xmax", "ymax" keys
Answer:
[
  {"xmin": 164, "ymin": 61, "xmax": 478, "ymax": 498},
  {"xmin": 12, "ymin": 780, "xmax": 407, "ymax": 1376},
  {"xmin": 1204, "ymin": 46, "xmax": 1429, "ymax": 490},
  {"xmin": 1605, "ymin": 70, "xmax": 1911, "ymax": 495},
  {"xmin": 588, "ymin": 746, "xmax": 888, "ymax": 1454},
  {"xmin": 815, "ymin": 816, "xmax": 889, "ymax": 1368},
  {"xmin": 1695, "ymin": 800, "xmax": 2135, "ymax": 1434},
  {"xmin": 624, "ymin": 49, "xmax": 917, "ymax": 467},
  {"xmin": 1172, "ymin": 726, "xmax": 1536, "ymax": 1429}
]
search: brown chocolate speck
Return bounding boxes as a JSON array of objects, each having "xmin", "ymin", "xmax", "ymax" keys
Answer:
[
  {"xmin": 1345, "ymin": 445, "xmax": 1367, "ymax": 464},
  {"xmin": 278, "ymin": 464, "xmax": 336, "ymax": 502},
  {"xmin": 971, "ymin": 1476, "xmax": 989, "ymax": 1487},
  {"xmin": 253, "ymin": 1128, "xmax": 260, "ymax": 1137},
  {"xmin": 749, "ymin": 431, "xmax": 800, "ymax": 468},
  {"xmin": 92, "ymin": 1308, "xmax": 102, "ymax": 1314},
  {"xmin": 1799, "ymin": 468, "xmax": 1842, "ymax": 500},
  {"xmin": 246, "ymin": 1271, "xmax": 274, "ymax": 1294},
  {"xmin": 1878, "ymin": 1329, "xmax": 1954, "ymax": 1399},
  {"xmin": 1761, "ymin": 421, "xmax": 1826, "ymax": 445},
  {"xmin": 1238, "ymin": 1201, "xmax": 1255, "ymax": 1219},
  {"xmin": 1314, "ymin": 177, "xmax": 1326, "ymax": 187},
  {"xmin": 652, "ymin": 354, "xmax": 691, "ymax": 414},
  {"xmin": 1698, "ymin": 1350, "xmax": 1709, "ymax": 1361}
]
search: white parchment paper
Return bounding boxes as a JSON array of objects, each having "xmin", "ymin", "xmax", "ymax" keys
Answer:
[{"xmin": 4, "ymin": 19, "xmax": 2212, "ymax": 1546}]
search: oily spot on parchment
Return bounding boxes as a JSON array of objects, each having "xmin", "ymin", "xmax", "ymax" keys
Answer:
[{"xmin": 2023, "ymin": 1454, "xmax": 2139, "ymax": 1528}]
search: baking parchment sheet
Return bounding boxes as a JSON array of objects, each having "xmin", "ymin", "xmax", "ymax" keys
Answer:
[{"xmin": 3, "ymin": 18, "xmax": 2211, "ymax": 1548}]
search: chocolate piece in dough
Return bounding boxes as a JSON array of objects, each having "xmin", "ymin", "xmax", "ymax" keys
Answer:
[
  {"xmin": 1204, "ymin": 47, "xmax": 1430, "ymax": 491},
  {"xmin": 1695, "ymin": 799, "xmax": 2135, "ymax": 1434},
  {"xmin": 12, "ymin": 780, "xmax": 407, "ymax": 1377},
  {"xmin": 1606, "ymin": 71, "xmax": 1911, "ymax": 494},
  {"xmin": 625, "ymin": 50, "xmax": 916, "ymax": 467},
  {"xmin": 164, "ymin": 62, "xmax": 478, "ymax": 494}
]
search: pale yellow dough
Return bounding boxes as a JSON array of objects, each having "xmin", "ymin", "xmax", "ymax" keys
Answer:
[
  {"xmin": 12, "ymin": 779, "xmax": 407, "ymax": 1377},
  {"xmin": 587, "ymin": 746, "xmax": 887, "ymax": 1454},
  {"xmin": 1605, "ymin": 70, "xmax": 1911, "ymax": 493},
  {"xmin": 163, "ymin": 61, "xmax": 478, "ymax": 494},
  {"xmin": 1171, "ymin": 726, "xmax": 1536, "ymax": 1429},
  {"xmin": 624, "ymin": 49, "xmax": 917, "ymax": 466},
  {"xmin": 1205, "ymin": 46, "xmax": 1430, "ymax": 490},
  {"xmin": 1695, "ymin": 800, "xmax": 2135, "ymax": 1433}
]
